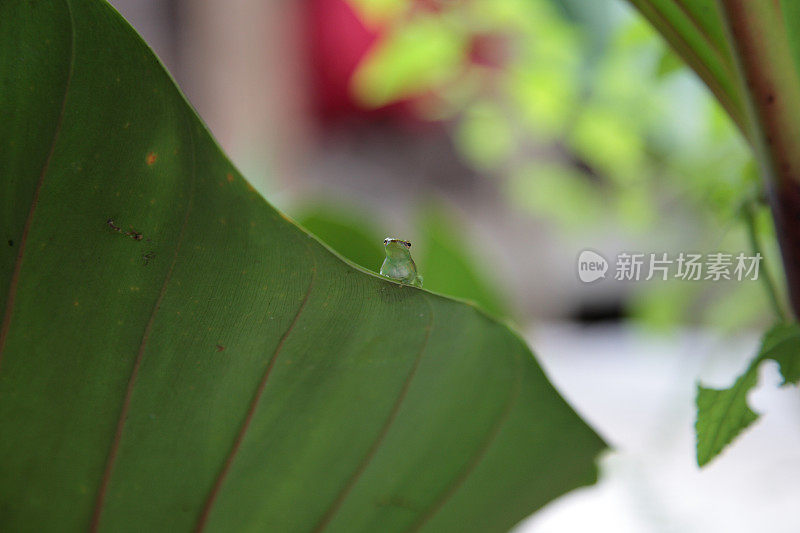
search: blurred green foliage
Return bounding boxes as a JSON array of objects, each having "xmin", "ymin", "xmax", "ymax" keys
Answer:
[
  {"xmin": 352, "ymin": 17, "xmax": 466, "ymax": 108},
  {"xmin": 508, "ymin": 164, "xmax": 604, "ymax": 230},
  {"xmin": 340, "ymin": 0, "xmax": 783, "ymax": 329}
]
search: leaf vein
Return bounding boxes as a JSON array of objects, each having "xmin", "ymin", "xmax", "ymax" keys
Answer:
[
  {"xmin": 671, "ymin": 0, "xmax": 732, "ymax": 72},
  {"xmin": 0, "ymin": 0, "xmax": 75, "ymax": 371},
  {"xmin": 311, "ymin": 292, "xmax": 435, "ymax": 533},
  {"xmin": 407, "ymin": 338, "xmax": 524, "ymax": 532},
  {"xmin": 89, "ymin": 118, "xmax": 198, "ymax": 532},
  {"xmin": 702, "ymin": 359, "xmax": 759, "ymax": 464},
  {"xmin": 194, "ymin": 250, "xmax": 318, "ymax": 532}
]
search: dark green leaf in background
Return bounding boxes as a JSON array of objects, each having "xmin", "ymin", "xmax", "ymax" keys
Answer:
[
  {"xmin": 0, "ymin": 1, "xmax": 604, "ymax": 531},
  {"xmin": 416, "ymin": 205, "xmax": 511, "ymax": 321},
  {"xmin": 296, "ymin": 206, "xmax": 384, "ymax": 272}
]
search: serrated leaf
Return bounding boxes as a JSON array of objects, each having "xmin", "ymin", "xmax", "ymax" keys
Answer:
[
  {"xmin": 695, "ymin": 323, "xmax": 799, "ymax": 467},
  {"xmin": 0, "ymin": 1, "xmax": 605, "ymax": 531},
  {"xmin": 695, "ymin": 365, "xmax": 760, "ymax": 467}
]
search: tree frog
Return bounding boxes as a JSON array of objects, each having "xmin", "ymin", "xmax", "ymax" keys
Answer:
[{"xmin": 380, "ymin": 238, "xmax": 423, "ymax": 287}]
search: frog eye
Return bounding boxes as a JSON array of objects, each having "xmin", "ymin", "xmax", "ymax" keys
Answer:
[
  {"xmin": 384, "ymin": 238, "xmax": 389, "ymax": 245},
  {"xmin": 404, "ymin": 241, "xmax": 411, "ymax": 248}
]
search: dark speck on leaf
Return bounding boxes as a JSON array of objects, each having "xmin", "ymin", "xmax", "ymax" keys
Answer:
[
  {"xmin": 216, "ymin": 344, "xmax": 225, "ymax": 352},
  {"xmin": 7, "ymin": 240, "xmax": 12, "ymax": 247},
  {"xmin": 106, "ymin": 218, "xmax": 121, "ymax": 232},
  {"xmin": 107, "ymin": 217, "xmax": 145, "ymax": 241}
]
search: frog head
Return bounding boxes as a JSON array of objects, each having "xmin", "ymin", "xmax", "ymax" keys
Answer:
[{"xmin": 383, "ymin": 238, "xmax": 413, "ymax": 260}]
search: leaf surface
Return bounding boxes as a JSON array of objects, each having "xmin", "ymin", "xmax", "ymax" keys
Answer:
[{"xmin": 0, "ymin": 1, "xmax": 605, "ymax": 531}]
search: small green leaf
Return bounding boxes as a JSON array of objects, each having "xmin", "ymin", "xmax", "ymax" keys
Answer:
[
  {"xmin": 695, "ymin": 323, "xmax": 800, "ymax": 466},
  {"xmin": 655, "ymin": 48, "xmax": 684, "ymax": 78}
]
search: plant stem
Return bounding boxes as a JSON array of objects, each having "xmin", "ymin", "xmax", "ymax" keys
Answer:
[
  {"xmin": 719, "ymin": 0, "xmax": 800, "ymax": 318},
  {"xmin": 742, "ymin": 201, "xmax": 788, "ymax": 322}
]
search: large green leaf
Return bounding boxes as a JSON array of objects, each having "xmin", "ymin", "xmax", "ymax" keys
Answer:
[{"xmin": 0, "ymin": 1, "xmax": 605, "ymax": 531}]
